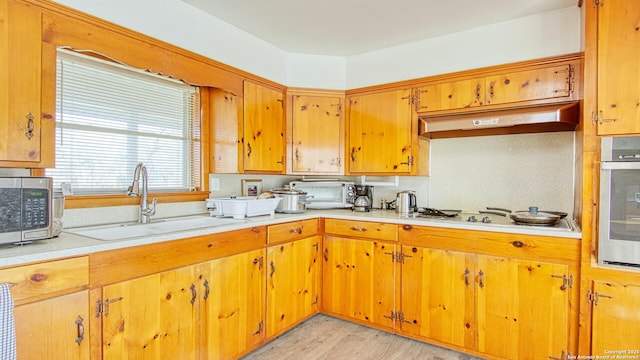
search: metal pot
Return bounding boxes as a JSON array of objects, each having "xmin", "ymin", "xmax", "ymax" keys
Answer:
[
  {"xmin": 509, "ymin": 207, "xmax": 562, "ymax": 225},
  {"xmin": 271, "ymin": 188, "xmax": 311, "ymax": 213}
]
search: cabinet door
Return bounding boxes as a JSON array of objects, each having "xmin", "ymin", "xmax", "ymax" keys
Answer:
[
  {"xmin": 475, "ymin": 255, "xmax": 570, "ymax": 360},
  {"xmin": 415, "ymin": 78, "xmax": 484, "ymax": 112},
  {"xmin": 400, "ymin": 246, "xmax": 475, "ymax": 349},
  {"xmin": 15, "ymin": 290, "xmax": 89, "ymax": 360},
  {"xmin": 591, "ymin": 281, "xmax": 640, "ymax": 355},
  {"xmin": 595, "ymin": 0, "xmax": 640, "ymax": 135},
  {"xmin": 485, "ymin": 65, "xmax": 573, "ymax": 106},
  {"xmin": 291, "ymin": 95, "xmax": 343, "ymax": 173},
  {"xmin": 0, "ymin": 0, "xmax": 43, "ymax": 164},
  {"xmin": 209, "ymin": 88, "xmax": 242, "ymax": 173},
  {"xmin": 101, "ymin": 266, "xmax": 198, "ymax": 360},
  {"xmin": 266, "ymin": 236, "xmax": 320, "ymax": 337},
  {"xmin": 199, "ymin": 249, "xmax": 265, "ymax": 360},
  {"xmin": 348, "ymin": 89, "xmax": 413, "ymax": 174},
  {"xmin": 322, "ymin": 236, "xmax": 395, "ymax": 329},
  {"xmin": 243, "ymin": 81, "xmax": 285, "ymax": 172}
]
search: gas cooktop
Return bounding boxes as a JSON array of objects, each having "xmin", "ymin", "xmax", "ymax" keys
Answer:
[{"xmin": 414, "ymin": 208, "xmax": 576, "ymax": 232}]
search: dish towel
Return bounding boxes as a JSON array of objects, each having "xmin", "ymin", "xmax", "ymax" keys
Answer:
[{"xmin": 0, "ymin": 283, "xmax": 16, "ymax": 360}]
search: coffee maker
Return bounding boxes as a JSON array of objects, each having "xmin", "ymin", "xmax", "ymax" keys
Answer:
[{"xmin": 352, "ymin": 185, "xmax": 373, "ymax": 212}]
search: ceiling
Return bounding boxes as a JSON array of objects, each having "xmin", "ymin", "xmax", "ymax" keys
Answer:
[{"xmin": 182, "ymin": 0, "xmax": 578, "ymax": 56}]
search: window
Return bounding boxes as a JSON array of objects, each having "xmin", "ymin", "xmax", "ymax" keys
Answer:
[{"xmin": 47, "ymin": 49, "xmax": 201, "ymax": 195}]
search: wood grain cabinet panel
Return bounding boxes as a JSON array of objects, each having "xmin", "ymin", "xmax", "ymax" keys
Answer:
[
  {"xmin": 0, "ymin": 0, "xmax": 54, "ymax": 167},
  {"xmin": 15, "ymin": 290, "xmax": 90, "ymax": 360},
  {"xmin": 415, "ymin": 78, "xmax": 485, "ymax": 112},
  {"xmin": 266, "ymin": 236, "xmax": 320, "ymax": 337},
  {"xmin": 347, "ymin": 89, "xmax": 414, "ymax": 174},
  {"xmin": 322, "ymin": 236, "xmax": 395, "ymax": 329},
  {"xmin": 590, "ymin": 281, "xmax": 640, "ymax": 356},
  {"xmin": 267, "ymin": 218, "xmax": 319, "ymax": 244},
  {"xmin": 594, "ymin": 0, "xmax": 640, "ymax": 135},
  {"xmin": 324, "ymin": 218, "xmax": 397, "ymax": 241},
  {"xmin": 243, "ymin": 81, "xmax": 285, "ymax": 173},
  {"xmin": 290, "ymin": 94, "xmax": 344, "ymax": 174},
  {"xmin": 485, "ymin": 65, "xmax": 573, "ymax": 106}
]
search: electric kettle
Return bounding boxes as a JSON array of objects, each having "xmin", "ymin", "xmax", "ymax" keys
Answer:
[{"xmin": 396, "ymin": 191, "xmax": 417, "ymax": 216}]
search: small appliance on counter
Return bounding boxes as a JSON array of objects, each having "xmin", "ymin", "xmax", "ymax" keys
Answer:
[
  {"xmin": 0, "ymin": 177, "xmax": 53, "ymax": 244},
  {"xmin": 396, "ymin": 190, "xmax": 417, "ymax": 216},
  {"xmin": 352, "ymin": 185, "xmax": 373, "ymax": 212},
  {"xmin": 271, "ymin": 187, "xmax": 311, "ymax": 213},
  {"xmin": 289, "ymin": 180, "xmax": 355, "ymax": 209},
  {"xmin": 206, "ymin": 196, "xmax": 281, "ymax": 219}
]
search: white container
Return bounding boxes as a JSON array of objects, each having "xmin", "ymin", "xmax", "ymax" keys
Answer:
[{"xmin": 206, "ymin": 197, "xmax": 281, "ymax": 219}]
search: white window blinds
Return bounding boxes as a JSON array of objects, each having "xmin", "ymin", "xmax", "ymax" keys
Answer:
[{"xmin": 47, "ymin": 49, "xmax": 201, "ymax": 194}]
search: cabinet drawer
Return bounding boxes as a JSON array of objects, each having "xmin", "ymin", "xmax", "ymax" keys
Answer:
[
  {"xmin": 0, "ymin": 257, "xmax": 89, "ymax": 303},
  {"xmin": 324, "ymin": 219, "xmax": 397, "ymax": 241},
  {"xmin": 268, "ymin": 219, "xmax": 318, "ymax": 244}
]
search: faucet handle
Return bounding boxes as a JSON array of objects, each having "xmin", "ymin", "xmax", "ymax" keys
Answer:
[{"xmin": 143, "ymin": 197, "xmax": 158, "ymax": 217}]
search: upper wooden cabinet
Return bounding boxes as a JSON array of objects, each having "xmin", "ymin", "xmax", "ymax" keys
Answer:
[
  {"xmin": 243, "ymin": 81, "xmax": 285, "ymax": 173},
  {"xmin": 288, "ymin": 94, "xmax": 344, "ymax": 174},
  {"xmin": 0, "ymin": 0, "xmax": 54, "ymax": 168},
  {"xmin": 592, "ymin": 0, "xmax": 640, "ymax": 135},
  {"xmin": 415, "ymin": 60, "xmax": 580, "ymax": 116},
  {"xmin": 347, "ymin": 89, "xmax": 414, "ymax": 174},
  {"xmin": 208, "ymin": 88, "xmax": 242, "ymax": 173}
]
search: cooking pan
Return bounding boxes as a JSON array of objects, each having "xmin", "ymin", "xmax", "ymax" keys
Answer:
[{"xmin": 484, "ymin": 206, "xmax": 567, "ymax": 225}]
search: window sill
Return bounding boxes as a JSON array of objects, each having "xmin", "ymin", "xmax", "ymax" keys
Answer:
[{"xmin": 64, "ymin": 191, "xmax": 210, "ymax": 209}]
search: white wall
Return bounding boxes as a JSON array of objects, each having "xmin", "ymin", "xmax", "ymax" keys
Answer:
[
  {"xmin": 346, "ymin": 7, "xmax": 581, "ymax": 88},
  {"xmin": 52, "ymin": 1, "xmax": 580, "ymax": 90}
]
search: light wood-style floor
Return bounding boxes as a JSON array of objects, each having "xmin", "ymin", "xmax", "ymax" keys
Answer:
[{"xmin": 241, "ymin": 315, "xmax": 484, "ymax": 360}]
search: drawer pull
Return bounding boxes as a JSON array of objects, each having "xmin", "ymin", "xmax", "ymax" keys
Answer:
[
  {"xmin": 323, "ymin": 248, "xmax": 329, "ymax": 262},
  {"xmin": 512, "ymin": 241, "xmax": 524, "ymax": 248},
  {"xmin": 402, "ymin": 224, "xmax": 412, "ymax": 231},
  {"xmin": 203, "ymin": 280, "xmax": 210, "ymax": 300},
  {"xmin": 289, "ymin": 227, "xmax": 303, "ymax": 234},
  {"xmin": 190, "ymin": 284, "xmax": 197, "ymax": 305},
  {"xmin": 350, "ymin": 226, "xmax": 367, "ymax": 232},
  {"xmin": 464, "ymin": 268, "xmax": 471, "ymax": 286},
  {"xmin": 75, "ymin": 315, "xmax": 85, "ymax": 345},
  {"xmin": 478, "ymin": 270, "xmax": 485, "ymax": 288}
]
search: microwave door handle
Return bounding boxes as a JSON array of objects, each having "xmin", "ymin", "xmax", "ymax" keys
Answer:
[{"xmin": 601, "ymin": 162, "xmax": 640, "ymax": 170}]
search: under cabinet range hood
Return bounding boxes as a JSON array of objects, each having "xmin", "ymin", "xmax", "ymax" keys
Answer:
[{"xmin": 418, "ymin": 102, "xmax": 580, "ymax": 139}]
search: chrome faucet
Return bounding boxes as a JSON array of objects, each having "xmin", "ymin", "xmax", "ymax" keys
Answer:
[{"xmin": 127, "ymin": 162, "xmax": 157, "ymax": 223}]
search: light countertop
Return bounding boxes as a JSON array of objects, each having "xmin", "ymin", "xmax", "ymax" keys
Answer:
[{"xmin": 0, "ymin": 209, "xmax": 581, "ymax": 268}]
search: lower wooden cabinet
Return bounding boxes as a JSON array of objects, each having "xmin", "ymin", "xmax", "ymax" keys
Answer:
[
  {"xmin": 590, "ymin": 281, "xmax": 640, "ymax": 355},
  {"xmin": 322, "ymin": 236, "xmax": 396, "ymax": 329},
  {"xmin": 100, "ymin": 249, "xmax": 265, "ymax": 360},
  {"xmin": 15, "ymin": 290, "xmax": 90, "ymax": 360},
  {"xmin": 266, "ymin": 235, "xmax": 320, "ymax": 337}
]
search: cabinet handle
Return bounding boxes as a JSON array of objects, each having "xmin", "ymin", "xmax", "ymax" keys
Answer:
[
  {"xmin": 323, "ymin": 248, "xmax": 329, "ymax": 262},
  {"xmin": 103, "ymin": 297, "xmax": 123, "ymax": 317},
  {"xmin": 252, "ymin": 256, "xmax": 264, "ymax": 269},
  {"xmin": 276, "ymin": 155, "xmax": 284, "ymax": 165},
  {"xmin": 252, "ymin": 320, "xmax": 264, "ymax": 336},
  {"xmin": 190, "ymin": 284, "xmax": 197, "ymax": 305},
  {"xmin": 295, "ymin": 148, "xmax": 300, "ymax": 161},
  {"xmin": 25, "ymin": 112, "xmax": 35, "ymax": 140},
  {"xmin": 478, "ymin": 270, "xmax": 485, "ymax": 288},
  {"xmin": 270, "ymin": 261, "xmax": 276, "ymax": 278},
  {"xmin": 289, "ymin": 227, "xmax": 303, "ymax": 234},
  {"xmin": 350, "ymin": 226, "xmax": 367, "ymax": 232},
  {"xmin": 475, "ymin": 83, "xmax": 481, "ymax": 102},
  {"xmin": 464, "ymin": 268, "xmax": 471, "ymax": 286},
  {"xmin": 488, "ymin": 81, "xmax": 495, "ymax": 101},
  {"xmin": 203, "ymin": 279, "xmax": 210, "ymax": 300},
  {"xmin": 247, "ymin": 142, "xmax": 252, "ymax": 157},
  {"xmin": 512, "ymin": 241, "xmax": 523, "ymax": 248},
  {"xmin": 75, "ymin": 315, "xmax": 84, "ymax": 345},
  {"xmin": 350, "ymin": 147, "xmax": 357, "ymax": 162}
]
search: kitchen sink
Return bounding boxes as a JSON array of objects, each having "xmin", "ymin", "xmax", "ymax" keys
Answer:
[{"xmin": 64, "ymin": 215, "xmax": 244, "ymax": 241}]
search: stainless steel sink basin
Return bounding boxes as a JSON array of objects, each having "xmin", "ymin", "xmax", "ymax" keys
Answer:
[{"xmin": 64, "ymin": 215, "xmax": 244, "ymax": 241}]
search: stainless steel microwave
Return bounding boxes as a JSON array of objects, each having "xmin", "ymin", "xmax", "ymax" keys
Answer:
[
  {"xmin": 0, "ymin": 177, "xmax": 53, "ymax": 244},
  {"xmin": 289, "ymin": 180, "xmax": 356, "ymax": 209},
  {"xmin": 599, "ymin": 137, "xmax": 640, "ymax": 267}
]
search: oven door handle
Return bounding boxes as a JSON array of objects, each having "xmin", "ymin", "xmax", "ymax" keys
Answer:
[{"xmin": 601, "ymin": 162, "xmax": 640, "ymax": 170}]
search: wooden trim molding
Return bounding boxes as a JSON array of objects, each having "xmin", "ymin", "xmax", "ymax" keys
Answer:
[{"xmin": 64, "ymin": 191, "xmax": 210, "ymax": 209}]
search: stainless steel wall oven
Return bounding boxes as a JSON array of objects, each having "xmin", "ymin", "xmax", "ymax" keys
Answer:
[{"xmin": 599, "ymin": 136, "xmax": 640, "ymax": 267}]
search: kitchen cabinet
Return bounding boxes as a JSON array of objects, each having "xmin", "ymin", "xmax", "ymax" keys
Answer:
[
  {"xmin": 589, "ymin": 281, "xmax": 640, "ymax": 355},
  {"xmin": 399, "ymin": 225, "xmax": 578, "ymax": 359},
  {"xmin": 243, "ymin": 81, "xmax": 285, "ymax": 173},
  {"xmin": 208, "ymin": 88, "xmax": 242, "ymax": 173},
  {"xmin": 100, "ymin": 249, "xmax": 265, "ymax": 360},
  {"xmin": 0, "ymin": 0, "xmax": 54, "ymax": 167},
  {"xmin": 592, "ymin": 0, "xmax": 640, "ymax": 135},
  {"xmin": 266, "ymin": 235, "xmax": 320, "ymax": 337},
  {"xmin": 197, "ymin": 249, "xmax": 265, "ymax": 360},
  {"xmin": 289, "ymin": 94, "xmax": 344, "ymax": 174},
  {"xmin": 415, "ymin": 62, "xmax": 578, "ymax": 115},
  {"xmin": 414, "ymin": 78, "xmax": 484, "ymax": 112},
  {"xmin": 347, "ymin": 89, "xmax": 414, "ymax": 174},
  {"xmin": 0, "ymin": 257, "xmax": 90, "ymax": 360}
]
